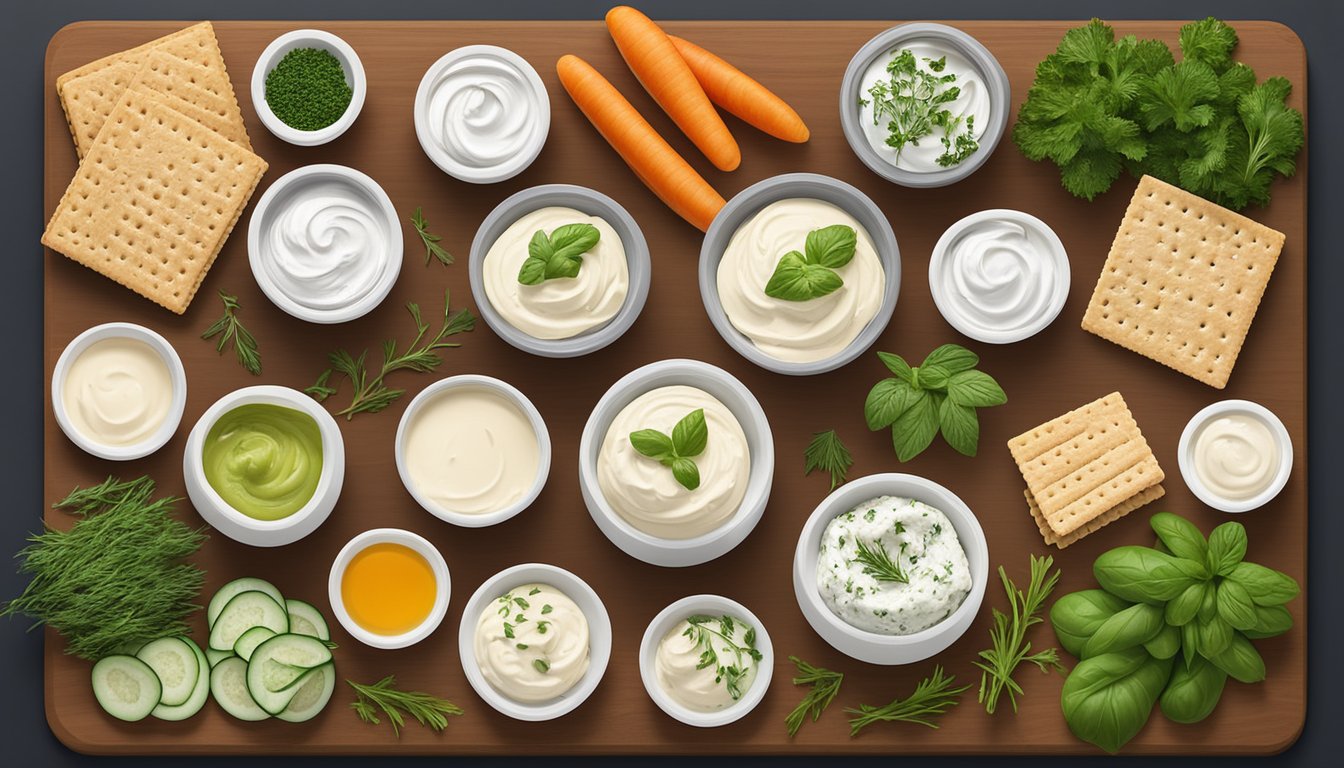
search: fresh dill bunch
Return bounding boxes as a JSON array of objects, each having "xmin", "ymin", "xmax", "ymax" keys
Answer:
[
  {"xmin": 973, "ymin": 554, "xmax": 1063, "ymax": 714},
  {"xmin": 348, "ymin": 676, "xmax": 464, "ymax": 736},
  {"xmin": 846, "ymin": 665, "xmax": 970, "ymax": 735},
  {"xmin": 785, "ymin": 655, "xmax": 844, "ymax": 737}
]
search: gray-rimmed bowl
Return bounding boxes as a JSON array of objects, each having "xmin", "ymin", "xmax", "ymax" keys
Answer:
[
  {"xmin": 469, "ymin": 184, "xmax": 651, "ymax": 358},
  {"xmin": 840, "ymin": 23, "xmax": 1010, "ymax": 188},
  {"xmin": 698, "ymin": 173, "xmax": 900, "ymax": 376}
]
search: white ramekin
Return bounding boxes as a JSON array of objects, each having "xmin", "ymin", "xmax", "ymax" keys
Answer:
[
  {"xmin": 51, "ymin": 322, "xmax": 187, "ymax": 461},
  {"xmin": 327, "ymin": 528, "xmax": 451, "ymax": 650},
  {"xmin": 251, "ymin": 29, "xmax": 367, "ymax": 146},
  {"xmin": 638, "ymin": 594, "xmax": 774, "ymax": 728},
  {"xmin": 183, "ymin": 385, "xmax": 345, "ymax": 547},
  {"xmin": 1177, "ymin": 399, "xmax": 1293, "ymax": 514},
  {"xmin": 458, "ymin": 563, "xmax": 611, "ymax": 721},
  {"xmin": 394, "ymin": 375, "xmax": 551, "ymax": 528}
]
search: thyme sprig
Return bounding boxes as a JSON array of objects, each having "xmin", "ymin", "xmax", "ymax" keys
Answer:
[
  {"xmin": 846, "ymin": 665, "xmax": 969, "ymax": 735},
  {"xmin": 684, "ymin": 614, "xmax": 763, "ymax": 701},
  {"xmin": 348, "ymin": 675, "xmax": 463, "ymax": 736},
  {"xmin": 411, "ymin": 207, "xmax": 453, "ymax": 267},
  {"xmin": 785, "ymin": 656, "xmax": 844, "ymax": 737},
  {"xmin": 973, "ymin": 554, "xmax": 1063, "ymax": 714},
  {"xmin": 201, "ymin": 291, "xmax": 261, "ymax": 375},
  {"xmin": 854, "ymin": 538, "xmax": 909, "ymax": 584}
]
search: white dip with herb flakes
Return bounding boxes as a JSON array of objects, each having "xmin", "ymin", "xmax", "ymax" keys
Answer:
[
  {"xmin": 473, "ymin": 583, "xmax": 590, "ymax": 703},
  {"xmin": 816, "ymin": 496, "xmax": 971, "ymax": 635},
  {"xmin": 655, "ymin": 614, "xmax": 761, "ymax": 712}
]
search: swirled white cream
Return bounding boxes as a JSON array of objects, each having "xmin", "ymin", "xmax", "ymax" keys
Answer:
[
  {"xmin": 474, "ymin": 583, "xmax": 589, "ymax": 703},
  {"xmin": 716, "ymin": 199, "xmax": 885, "ymax": 363},
  {"xmin": 402, "ymin": 385, "xmax": 540, "ymax": 515},
  {"xmin": 597, "ymin": 385, "xmax": 749, "ymax": 539},
  {"xmin": 257, "ymin": 179, "xmax": 395, "ymax": 312},
  {"xmin": 62, "ymin": 337, "xmax": 172, "ymax": 446},
  {"xmin": 422, "ymin": 50, "xmax": 545, "ymax": 176},
  {"xmin": 655, "ymin": 615, "xmax": 759, "ymax": 712},
  {"xmin": 482, "ymin": 206, "xmax": 629, "ymax": 339},
  {"xmin": 1193, "ymin": 414, "xmax": 1280, "ymax": 501}
]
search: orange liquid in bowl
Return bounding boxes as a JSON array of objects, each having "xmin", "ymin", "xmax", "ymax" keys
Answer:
[{"xmin": 341, "ymin": 542, "xmax": 437, "ymax": 635}]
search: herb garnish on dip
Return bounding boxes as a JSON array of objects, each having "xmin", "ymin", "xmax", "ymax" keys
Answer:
[
  {"xmin": 474, "ymin": 584, "xmax": 590, "ymax": 703},
  {"xmin": 656, "ymin": 614, "xmax": 762, "ymax": 712}
]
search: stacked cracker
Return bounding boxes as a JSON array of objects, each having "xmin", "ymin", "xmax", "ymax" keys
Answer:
[{"xmin": 42, "ymin": 22, "xmax": 267, "ymax": 314}]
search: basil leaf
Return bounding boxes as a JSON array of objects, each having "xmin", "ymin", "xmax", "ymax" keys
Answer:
[
  {"xmin": 1205, "ymin": 521, "xmax": 1248, "ymax": 576},
  {"xmin": 1051, "ymin": 589, "xmax": 1132, "ymax": 657},
  {"xmin": 545, "ymin": 251, "xmax": 583, "ymax": 280},
  {"xmin": 1081, "ymin": 602, "xmax": 1166, "ymax": 659},
  {"xmin": 1197, "ymin": 581, "xmax": 1219, "ymax": 623},
  {"xmin": 946, "ymin": 369, "xmax": 1007, "ymax": 407},
  {"xmin": 1196, "ymin": 614, "xmax": 1233, "ymax": 657},
  {"xmin": 671, "ymin": 409, "xmax": 708, "ymax": 457},
  {"xmin": 1181, "ymin": 622, "xmax": 1200, "ymax": 668},
  {"xmin": 764, "ymin": 251, "xmax": 841, "ymax": 301},
  {"xmin": 629, "ymin": 429, "xmax": 674, "ymax": 460},
  {"xmin": 1093, "ymin": 546, "xmax": 1200, "ymax": 605},
  {"xmin": 921, "ymin": 343, "xmax": 979, "ymax": 374},
  {"xmin": 517, "ymin": 256, "xmax": 548, "ymax": 286},
  {"xmin": 916, "ymin": 363, "xmax": 952, "ymax": 390},
  {"xmin": 1143, "ymin": 624, "xmax": 1181, "ymax": 660},
  {"xmin": 1164, "ymin": 582, "xmax": 1206, "ymax": 627},
  {"xmin": 1215, "ymin": 580, "xmax": 1259, "ymax": 631},
  {"xmin": 1149, "ymin": 512, "xmax": 1208, "ymax": 564},
  {"xmin": 804, "ymin": 224, "xmax": 857, "ymax": 269},
  {"xmin": 877, "ymin": 351, "xmax": 913, "ymax": 383},
  {"xmin": 547, "ymin": 223, "xmax": 600, "ymax": 260},
  {"xmin": 671, "ymin": 456, "xmax": 701, "ymax": 491},
  {"xmin": 1206, "ymin": 633, "xmax": 1265, "ymax": 683},
  {"xmin": 1060, "ymin": 648, "xmax": 1172, "ymax": 754},
  {"xmin": 1159, "ymin": 655, "xmax": 1227, "ymax": 724},
  {"xmin": 938, "ymin": 397, "xmax": 979, "ymax": 457},
  {"xmin": 864, "ymin": 377, "xmax": 919, "ymax": 430},
  {"xmin": 891, "ymin": 390, "xmax": 938, "ymax": 462},
  {"xmin": 526, "ymin": 229, "xmax": 551, "ymax": 262},
  {"xmin": 518, "ymin": 224, "xmax": 598, "ymax": 284},
  {"xmin": 1241, "ymin": 604, "xmax": 1293, "ymax": 639},
  {"xmin": 1225, "ymin": 562, "xmax": 1299, "ymax": 606}
]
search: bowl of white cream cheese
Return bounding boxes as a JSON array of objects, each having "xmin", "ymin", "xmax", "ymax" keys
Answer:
[
  {"xmin": 248, "ymin": 164, "xmax": 403, "ymax": 324},
  {"xmin": 839, "ymin": 23, "xmax": 1009, "ymax": 188},
  {"xmin": 414, "ymin": 45, "xmax": 550, "ymax": 184},
  {"xmin": 458, "ymin": 563, "xmax": 611, "ymax": 721},
  {"xmin": 469, "ymin": 184, "xmax": 651, "ymax": 357},
  {"xmin": 699, "ymin": 173, "xmax": 900, "ymax": 375},
  {"xmin": 793, "ymin": 473, "xmax": 988, "ymax": 665},
  {"xmin": 578, "ymin": 359, "xmax": 774, "ymax": 567},
  {"xmin": 1177, "ymin": 400, "xmax": 1293, "ymax": 514}
]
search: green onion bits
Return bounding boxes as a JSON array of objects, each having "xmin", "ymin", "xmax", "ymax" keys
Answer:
[{"xmin": 264, "ymin": 48, "xmax": 353, "ymax": 131}]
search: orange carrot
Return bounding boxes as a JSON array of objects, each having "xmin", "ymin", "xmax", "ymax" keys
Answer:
[
  {"xmin": 605, "ymin": 5, "xmax": 741, "ymax": 172},
  {"xmin": 556, "ymin": 54, "xmax": 725, "ymax": 232},
  {"xmin": 669, "ymin": 35, "xmax": 810, "ymax": 143}
]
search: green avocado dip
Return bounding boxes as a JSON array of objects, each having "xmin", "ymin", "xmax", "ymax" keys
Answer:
[{"xmin": 202, "ymin": 403, "xmax": 323, "ymax": 521}]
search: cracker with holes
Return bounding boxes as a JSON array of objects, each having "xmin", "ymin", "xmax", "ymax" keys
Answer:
[
  {"xmin": 1081, "ymin": 175, "xmax": 1285, "ymax": 389},
  {"xmin": 1007, "ymin": 392, "xmax": 1165, "ymax": 549},
  {"xmin": 40, "ymin": 88, "xmax": 267, "ymax": 314}
]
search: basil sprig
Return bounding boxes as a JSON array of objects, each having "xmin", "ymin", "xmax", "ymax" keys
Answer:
[
  {"xmin": 764, "ymin": 224, "xmax": 857, "ymax": 302},
  {"xmin": 629, "ymin": 409, "xmax": 708, "ymax": 491},
  {"xmin": 517, "ymin": 223, "xmax": 600, "ymax": 285}
]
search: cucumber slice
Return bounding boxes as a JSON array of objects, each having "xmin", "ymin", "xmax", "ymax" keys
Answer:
[
  {"xmin": 205, "ymin": 647, "xmax": 235, "ymax": 667},
  {"xmin": 233, "ymin": 626, "xmax": 277, "ymax": 662},
  {"xmin": 91, "ymin": 655, "xmax": 161, "ymax": 722},
  {"xmin": 276, "ymin": 663, "xmax": 336, "ymax": 723},
  {"xmin": 208, "ymin": 577, "xmax": 285, "ymax": 628},
  {"xmin": 210, "ymin": 657, "xmax": 270, "ymax": 722},
  {"xmin": 285, "ymin": 599, "xmax": 330, "ymax": 641},
  {"xmin": 209, "ymin": 591, "xmax": 289, "ymax": 652},
  {"xmin": 134, "ymin": 637, "xmax": 199, "ymax": 707},
  {"xmin": 246, "ymin": 634, "xmax": 334, "ymax": 715},
  {"xmin": 151, "ymin": 638, "xmax": 209, "ymax": 721}
]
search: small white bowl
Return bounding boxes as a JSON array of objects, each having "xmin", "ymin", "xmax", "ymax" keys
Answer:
[
  {"xmin": 51, "ymin": 322, "xmax": 187, "ymax": 461},
  {"xmin": 251, "ymin": 29, "xmax": 367, "ymax": 146},
  {"xmin": 248, "ymin": 164, "xmax": 403, "ymax": 324},
  {"xmin": 327, "ymin": 528, "xmax": 451, "ymax": 650},
  {"xmin": 793, "ymin": 473, "xmax": 989, "ymax": 665},
  {"xmin": 395, "ymin": 375, "xmax": 551, "ymax": 528},
  {"xmin": 458, "ymin": 563, "xmax": 611, "ymax": 721},
  {"xmin": 414, "ymin": 45, "xmax": 550, "ymax": 184},
  {"xmin": 1178, "ymin": 400, "xmax": 1293, "ymax": 514},
  {"xmin": 578, "ymin": 360, "xmax": 774, "ymax": 567},
  {"xmin": 638, "ymin": 594, "xmax": 774, "ymax": 728},
  {"xmin": 184, "ymin": 386, "xmax": 345, "ymax": 547},
  {"xmin": 928, "ymin": 209, "xmax": 1071, "ymax": 344}
]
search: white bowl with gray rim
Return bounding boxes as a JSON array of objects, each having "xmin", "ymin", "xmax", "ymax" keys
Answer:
[
  {"xmin": 698, "ymin": 173, "xmax": 900, "ymax": 376},
  {"xmin": 840, "ymin": 23, "xmax": 1010, "ymax": 188},
  {"xmin": 469, "ymin": 184, "xmax": 651, "ymax": 358}
]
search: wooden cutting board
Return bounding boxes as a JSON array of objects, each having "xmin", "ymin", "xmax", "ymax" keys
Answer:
[{"xmin": 41, "ymin": 20, "xmax": 1307, "ymax": 755}]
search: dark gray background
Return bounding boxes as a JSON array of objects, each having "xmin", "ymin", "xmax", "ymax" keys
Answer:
[{"xmin": 2, "ymin": 0, "xmax": 1337, "ymax": 765}]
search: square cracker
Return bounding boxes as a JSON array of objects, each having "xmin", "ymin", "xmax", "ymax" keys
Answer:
[
  {"xmin": 1007, "ymin": 392, "xmax": 1164, "ymax": 540},
  {"xmin": 1026, "ymin": 484, "xmax": 1165, "ymax": 549},
  {"xmin": 41, "ymin": 88, "xmax": 267, "ymax": 314},
  {"xmin": 1080, "ymin": 175, "xmax": 1285, "ymax": 389},
  {"xmin": 123, "ymin": 49, "xmax": 251, "ymax": 151}
]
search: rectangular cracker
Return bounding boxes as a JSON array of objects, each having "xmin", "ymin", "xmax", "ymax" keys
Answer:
[
  {"xmin": 1081, "ymin": 175, "xmax": 1285, "ymax": 389},
  {"xmin": 40, "ymin": 88, "xmax": 267, "ymax": 314},
  {"xmin": 1026, "ymin": 484, "xmax": 1166, "ymax": 549},
  {"xmin": 123, "ymin": 49, "xmax": 250, "ymax": 151},
  {"xmin": 1007, "ymin": 392, "xmax": 1164, "ymax": 539}
]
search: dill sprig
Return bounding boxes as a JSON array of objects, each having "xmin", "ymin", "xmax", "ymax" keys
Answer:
[
  {"xmin": 785, "ymin": 655, "xmax": 844, "ymax": 737},
  {"xmin": 846, "ymin": 665, "xmax": 969, "ymax": 735},
  {"xmin": 1, "ymin": 476, "xmax": 206, "ymax": 659},
  {"xmin": 306, "ymin": 291, "xmax": 476, "ymax": 419},
  {"xmin": 201, "ymin": 291, "xmax": 261, "ymax": 375},
  {"xmin": 803, "ymin": 430, "xmax": 853, "ymax": 490},
  {"xmin": 683, "ymin": 614, "xmax": 763, "ymax": 701},
  {"xmin": 854, "ymin": 538, "xmax": 908, "ymax": 584},
  {"xmin": 973, "ymin": 554, "xmax": 1063, "ymax": 714},
  {"xmin": 348, "ymin": 675, "xmax": 463, "ymax": 736},
  {"xmin": 411, "ymin": 207, "xmax": 453, "ymax": 267}
]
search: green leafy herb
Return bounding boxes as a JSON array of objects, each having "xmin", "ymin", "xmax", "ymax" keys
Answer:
[
  {"xmin": 1, "ymin": 476, "xmax": 206, "ymax": 660},
  {"xmin": 846, "ymin": 665, "xmax": 970, "ymax": 735},
  {"xmin": 264, "ymin": 47, "xmax": 353, "ymax": 131},
  {"xmin": 860, "ymin": 49, "xmax": 979, "ymax": 167},
  {"xmin": 803, "ymin": 429, "xmax": 853, "ymax": 490},
  {"xmin": 785, "ymin": 656, "xmax": 844, "ymax": 737},
  {"xmin": 629, "ymin": 408, "xmax": 709, "ymax": 491},
  {"xmin": 853, "ymin": 538, "xmax": 908, "ymax": 584},
  {"xmin": 517, "ymin": 223, "xmax": 600, "ymax": 285},
  {"xmin": 200, "ymin": 291, "xmax": 261, "ymax": 375},
  {"xmin": 533, "ymin": 658, "xmax": 550, "ymax": 674},
  {"xmin": 764, "ymin": 224, "xmax": 857, "ymax": 301},
  {"xmin": 863, "ymin": 344, "xmax": 1006, "ymax": 461},
  {"xmin": 348, "ymin": 675, "xmax": 463, "ymax": 736},
  {"xmin": 306, "ymin": 292, "xmax": 475, "ymax": 418},
  {"xmin": 974, "ymin": 554, "xmax": 1064, "ymax": 714},
  {"xmin": 683, "ymin": 614, "xmax": 763, "ymax": 701},
  {"xmin": 411, "ymin": 207, "xmax": 453, "ymax": 267}
]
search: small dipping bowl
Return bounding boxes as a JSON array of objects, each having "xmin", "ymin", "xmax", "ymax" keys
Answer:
[
  {"xmin": 184, "ymin": 385, "xmax": 345, "ymax": 547},
  {"xmin": 468, "ymin": 184, "xmax": 651, "ymax": 358},
  {"xmin": 458, "ymin": 563, "xmax": 611, "ymax": 721},
  {"xmin": 793, "ymin": 473, "xmax": 989, "ymax": 665},
  {"xmin": 52, "ymin": 322, "xmax": 187, "ymax": 461},
  {"xmin": 251, "ymin": 29, "xmax": 367, "ymax": 146},
  {"xmin": 638, "ymin": 594, "xmax": 774, "ymax": 728},
  {"xmin": 1178, "ymin": 399, "xmax": 1293, "ymax": 514},
  {"xmin": 395, "ymin": 375, "xmax": 551, "ymax": 528},
  {"xmin": 328, "ymin": 528, "xmax": 451, "ymax": 649}
]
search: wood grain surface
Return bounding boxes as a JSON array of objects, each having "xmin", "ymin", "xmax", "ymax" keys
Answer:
[{"xmin": 41, "ymin": 20, "xmax": 1307, "ymax": 756}]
